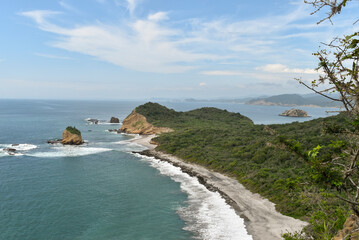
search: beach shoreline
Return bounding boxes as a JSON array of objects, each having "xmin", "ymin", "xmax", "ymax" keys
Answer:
[{"xmin": 130, "ymin": 134, "xmax": 307, "ymax": 240}]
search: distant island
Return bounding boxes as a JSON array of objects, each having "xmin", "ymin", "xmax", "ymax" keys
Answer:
[
  {"xmin": 245, "ymin": 93, "xmax": 341, "ymax": 108},
  {"xmin": 279, "ymin": 109, "xmax": 310, "ymax": 117},
  {"xmin": 180, "ymin": 93, "xmax": 342, "ymax": 108}
]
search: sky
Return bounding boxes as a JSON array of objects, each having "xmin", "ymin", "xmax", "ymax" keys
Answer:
[{"xmin": 0, "ymin": 0, "xmax": 358, "ymax": 100}]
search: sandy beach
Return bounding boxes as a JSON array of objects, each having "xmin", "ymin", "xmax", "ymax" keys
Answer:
[{"xmin": 131, "ymin": 135, "xmax": 307, "ymax": 240}]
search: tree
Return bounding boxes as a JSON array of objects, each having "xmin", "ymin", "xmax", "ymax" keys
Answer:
[
  {"xmin": 298, "ymin": 0, "xmax": 359, "ymax": 214},
  {"xmin": 281, "ymin": 1, "xmax": 359, "ymax": 239},
  {"xmin": 304, "ymin": 0, "xmax": 353, "ymax": 24}
]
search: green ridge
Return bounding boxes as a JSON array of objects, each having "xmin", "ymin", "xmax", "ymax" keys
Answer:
[{"xmin": 136, "ymin": 102, "xmax": 349, "ymax": 239}]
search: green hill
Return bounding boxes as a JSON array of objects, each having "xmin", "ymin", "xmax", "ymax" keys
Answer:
[{"xmin": 135, "ymin": 102, "xmax": 349, "ymax": 239}]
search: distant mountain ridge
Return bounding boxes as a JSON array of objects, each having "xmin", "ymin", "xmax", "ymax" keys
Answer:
[{"xmin": 246, "ymin": 94, "xmax": 341, "ymax": 108}]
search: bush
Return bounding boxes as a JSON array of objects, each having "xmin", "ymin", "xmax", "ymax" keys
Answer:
[{"xmin": 66, "ymin": 126, "xmax": 81, "ymax": 135}]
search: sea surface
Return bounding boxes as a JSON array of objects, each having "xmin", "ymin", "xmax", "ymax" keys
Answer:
[{"xmin": 0, "ymin": 100, "xmax": 338, "ymax": 240}]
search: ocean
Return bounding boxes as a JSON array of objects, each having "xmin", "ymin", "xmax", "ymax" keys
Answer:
[{"xmin": 0, "ymin": 100, "xmax": 337, "ymax": 240}]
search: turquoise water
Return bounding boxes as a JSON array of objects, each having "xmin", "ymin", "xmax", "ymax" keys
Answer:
[{"xmin": 0, "ymin": 100, "xmax": 336, "ymax": 240}]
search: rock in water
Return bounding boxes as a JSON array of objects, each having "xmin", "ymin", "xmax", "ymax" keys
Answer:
[
  {"xmin": 110, "ymin": 117, "xmax": 120, "ymax": 123},
  {"xmin": 47, "ymin": 139, "xmax": 62, "ymax": 144},
  {"xmin": 86, "ymin": 118, "xmax": 99, "ymax": 124},
  {"xmin": 61, "ymin": 127, "xmax": 83, "ymax": 145},
  {"xmin": 279, "ymin": 109, "xmax": 309, "ymax": 117}
]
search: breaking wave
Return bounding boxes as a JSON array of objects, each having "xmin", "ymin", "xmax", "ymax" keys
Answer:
[
  {"xmin": 28, "ymin": 146, "xmax": 112, "ymax": 158},
  {"xmin": 135, "ymin": 154, "xmax": 252, "ymax": 240}
]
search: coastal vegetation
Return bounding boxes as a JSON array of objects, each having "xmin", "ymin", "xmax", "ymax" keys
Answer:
[
  {"xmin": 135, "ymin": 102, "xmax": 350, "ymax": 239},
  {"xmin": 65, "ymin": 126, "xmax": 81, "ymax": 136}
]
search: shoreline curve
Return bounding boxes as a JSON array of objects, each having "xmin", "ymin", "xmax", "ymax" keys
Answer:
[{"xmin": 129, "ymin": 134, "xmax": 307, "ymax": 240}]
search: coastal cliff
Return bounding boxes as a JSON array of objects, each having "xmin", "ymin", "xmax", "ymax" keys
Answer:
[{"xmin": 120, "ymin": 110, "xmax": 173, "ymax": 135}]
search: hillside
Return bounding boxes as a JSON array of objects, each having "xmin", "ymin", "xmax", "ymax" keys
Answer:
[
  {"xmin": 246, "ymin": 94, "xmax": 341, "ymax": 107},
  {"xmin": 134, "ymin": 102, "xmax": 349, "ymax": 239}
]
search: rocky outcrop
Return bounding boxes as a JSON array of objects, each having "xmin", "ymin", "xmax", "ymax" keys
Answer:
[
  {"xmin": 47, "ymin": 139, "xmax": 62, "ymax": 144},
  {"xmin": 86, "ymin": 118, "xmax": 99, "ymax": 124},
  {"xmin": 120, "ymin": 110, "xmax": 173, "ymax": 135},
  {"xmin": 61, "ymin": 128, "xmax": 83, "ymax": 145},
  {"xmin": 110, "ymin": 117, "xmax": 120, "ymax": 123},
  {"xmin": 3, "ymin": 148, "xmax": 17, "ymax": 155},
  {"xmin": 280, "ymin": 109, "xmax": 309, "ymax": 117},
  {"xmin": 108, "ymin": 129, "xmax": 121, "ymax": 133},
  {"xmin": 332, "ymin": 215, "xmax": 359, "ymax": 240}
]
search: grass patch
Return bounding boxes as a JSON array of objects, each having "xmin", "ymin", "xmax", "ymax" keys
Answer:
[{"xmin": 66, "ymin": 126, "xmax": 81, "ymax": 135}]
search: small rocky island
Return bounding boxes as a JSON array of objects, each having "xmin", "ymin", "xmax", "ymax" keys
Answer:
[
  {"xmin": 48, "ymin": 126, "xmax": 84, "ymax": 145},
  {"xmin": 110, "ymin": 117, "xmax": 120, "ymax": 123},
  {"xmin": 279, "ymin": 109, "xmax": 310, "ymax": 117}
]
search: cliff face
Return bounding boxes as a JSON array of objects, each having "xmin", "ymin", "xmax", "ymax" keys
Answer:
[
  {"xmin": 120, "ymin": 110, "xmax": 173, "ymax": 135},
  {"xmin": 61, "ymin": 130, "xmax": 83, "ymax": 145}
]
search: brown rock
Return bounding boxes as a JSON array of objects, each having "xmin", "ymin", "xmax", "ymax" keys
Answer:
[
  {"xmin": 110, "ymin": 117, "xmax": 120, "ymax": 123},
  {"xmin": 120, "ymin": 110, "xmax": 173, "ymax": 135},
  {"xmin": 86, "ymin": 118, "xmax": 99, "ymax": 124},
  {"xmin": 332, "ymin": 215, "xmax": 359, "ymax": 240},
  {"xmin": 61, "ymin": 130, "xmax": 83, "ymax": 145},
  {"xmin": 3, "ymin": 148, "xmax": 16, "ymax": 153}
]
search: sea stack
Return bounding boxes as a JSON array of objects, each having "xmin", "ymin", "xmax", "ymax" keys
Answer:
[
  {"xmin": 61, "ymin": 126, "xmax": 83, "ymax": 145},
  {"xmin": 110, "ymin": 117, "xmax": 120, "ymax": 123},
  {"xmin": 280, "ymin": 109, "xmax": 309, "ymax": 117}
]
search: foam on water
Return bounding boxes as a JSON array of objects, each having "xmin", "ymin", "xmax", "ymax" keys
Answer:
[
  {"xmin": 0, "ymin": 143, "xmax": 37, "ymax": 157},
  {"xmin": 85, "ymin": 118, "xmax": 122, "ymax": 125},
  {"xmin": 115, "ymin": 140, "xmax": 147, "ymax": 152},
  {"xmin": 136, "ymin": 154, "xmax": 253, "ymax": 240},
  {"xmin": 97, "ymin": 122, "xmax": 122, "ymax": 125},
  {"xmin": 0, "ymin": 143, "xmax": 37, "ymax": 151},
  {"xmin": 29, "ymin": 146, "xmax": 112, "ymax": 158}
]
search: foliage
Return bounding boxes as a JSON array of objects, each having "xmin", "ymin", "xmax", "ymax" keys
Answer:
[
  {"xmin": 135, "ymin": 102, "xmax": 350, "ymax": 239},
  {"xmin": 66, "ymin": 126, "xmax": 81, "ymax": 135},
  {"xmin": 280, "ymin": 2, "xmax": 359, "ymax": 238}
]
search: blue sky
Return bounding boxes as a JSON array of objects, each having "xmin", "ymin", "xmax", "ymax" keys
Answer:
[{"xmin": 0, "ymin": 0, "xmax": 358, "ymax": 100}]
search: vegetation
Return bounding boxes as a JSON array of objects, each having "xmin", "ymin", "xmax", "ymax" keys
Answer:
[
  {"xmin": 136, "ymin": 102, "xmax": 350, "ymax": 239},
  {"xmin": 66, "ymin": 126, "xmax": 81, "ymax": 135},
  {"xmin": 282, "ymin": 1, "xmax": 359, "ymax": 239}
]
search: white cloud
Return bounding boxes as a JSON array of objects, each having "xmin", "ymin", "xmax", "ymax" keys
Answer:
[
  {"xmin": 19, "ymin": 10, "xmax": 61, "ymax": 24},
  {"xmin": 59, "ymin": 1, "xmax": 80, "ymax": 13},
  {"xmin": 127, "ymin": 0, "xmax": 139, "ymax": 15},
  {"xmin": 21, "ymin": 10, "xmax": 217, "ymax": 73},
  {"xmin": 148, "ymin": 12, "xmax": 168, "ymax": 22},
  {"xmin": 19, "ymin": 3, "xmax": 343, "ymax": 75},
  {"xmin": 35, "ymin": 52, "xmax": 71, "ymax": 60},
  {"xmin": 200, "ymin": 71, "xmax": 243, "ymax": 76},
  {"xmin": 199, "ymin": 82, "xmax": 207, "ymax": 86},
  {"xmin": 257, "ymin": 64, "xmax": 319, "ymax": 74}
]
